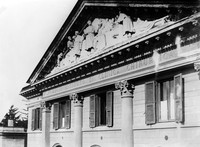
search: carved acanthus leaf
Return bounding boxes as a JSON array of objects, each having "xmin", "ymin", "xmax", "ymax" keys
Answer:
[
  {"xmin": 70, "ymin": 93, "xmax": 84, "ymax": 103},
  {"xmin": 40, "ymin": 101, "xmax": 51, "ymax": 110},
  {"xmin": 115, "ymin": 80, "xmax": 134, "ymax": 96},
  {"xmin": 194, "ymin": 57, "xmax": 200, "ymax": 79}
]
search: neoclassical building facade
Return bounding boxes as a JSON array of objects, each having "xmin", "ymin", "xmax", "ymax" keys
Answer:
[{"xmin": 20, "ymin": 0, "xmax": 200, "ymax": 147}]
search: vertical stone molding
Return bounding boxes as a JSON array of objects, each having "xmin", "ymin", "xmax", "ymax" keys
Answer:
[
  {"xmin": 194, "ymin": 57, "xmax": 200, "ymax": 79},
  {"xmin": 115, "ymin": 80, "xmax": 134, "ymax": 147},
  {"xmin": 70, "ymin": 93, "xmax": 84, "ymax": 147},
  {"xmin": 40, "ymin": 101, "xmax": 51, "ymax": 147}
]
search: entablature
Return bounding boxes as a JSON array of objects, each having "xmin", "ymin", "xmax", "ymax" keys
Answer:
[{"xmin": 20, "ymin": 12, "xmax": 200, "ymax": 99}]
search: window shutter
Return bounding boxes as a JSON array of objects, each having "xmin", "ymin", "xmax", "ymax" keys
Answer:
[
  {"xmin": 39, "ymin": 108, "xmax": 43, "ymax": 130},
  {"xmin": 53, "ymin": 103, "xmax": 59, "ymax": 129},
  {"xmin": 96, "ymin": 95, "xmax": 100, "ymax": 126},
  {"xmin": 65, "ymin": 100, "xmax": 71, "ymax": 129},
  {"xmin": 174, "ymin": 74, "xmax": 183, "ymax": 123},
  {"xmin": 89, "ymin": 95, "xmax": 96, "ymax": 128},
  {"xmin": 35, "ymin": 109, "xmax": 39, "ymax": 129},
  {"xmin": 31, "ymin": 109, "xmax": 35, "ymax": 131},
  {"xmin": 106, "ymin": 91, "xmax": 113, "ymax": 127},
  {"xmin": 145, "ymin": 81, "xmax": 156, "ymax": 125}
]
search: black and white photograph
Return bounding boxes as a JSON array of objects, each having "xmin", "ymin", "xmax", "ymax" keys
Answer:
[{"xmin": 0, "ymin": 0, "xmax": 200, "ymax": 147}]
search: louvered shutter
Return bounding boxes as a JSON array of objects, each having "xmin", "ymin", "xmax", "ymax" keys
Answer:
[
  {"xmin": 145, "ymin": 81, "xmax": 156, "ymax": 125},
  {"xmin": 31, "ymin": 109, "xmax": 35, "ymax": 131},
  {"xmin": 65, "ymin": 100, "xmax": 71, "ymax": 129},
  {"xmin": 174, "ymin": 74, "xmax": 183, "ymax": 123},
  {"xmin": 89, "ymin": 95, "xmax": 96, "ymax": 128},
  {"xmin": 53, "ymin": 103, "xmax": 59, "ymax": 129},
  {"xmin": 96, "ymin": 95, "xmax": 100, "ymax": 126},
  {"xmin": 35, "ymin": 109, "xmax": 39, "ymax": 129},
  {"xmin": 39, "ymin": 108, "xmax": 43, "ymax": 130},
  {"xmin": 106, "ymin": 91, "xmax": 113, "ymax": 127}
]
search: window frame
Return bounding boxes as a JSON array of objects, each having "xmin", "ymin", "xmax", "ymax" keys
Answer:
[
  {"xmin": 59, "ymin": 101, "xmax": 67, "ymax": 129},
  {"xmin": 97, "ymin": 92, "xmax": 107, "ymax": 126},
  {"xmin": 157, "ymin": 78, "xmax": 175, "ymax": 123},
  {"xmin": 53, "ymin": 99, "xmax": 71, "ymax": 130},
  {"xmin": 89, "ymin": 91, "xmax": 113, "ymax": 128},
  {"xmin": 145, "ymin": 73, "xmax": 183, "ymax": 125},
  {"xmin": 31, "ymin": 107, "xmax": 42, "ymax": 131}
]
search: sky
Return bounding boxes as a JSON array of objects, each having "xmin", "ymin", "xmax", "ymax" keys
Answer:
[{"xmin": 0, "ymin": 0, "xmax": 77, "ymax": 120}]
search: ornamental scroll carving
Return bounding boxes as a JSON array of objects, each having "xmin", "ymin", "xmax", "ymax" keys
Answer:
[
  {"xmin": 115, "ymin": 80, "xmax": 134, "ymax": 97},
  {"xmin": 40, "ymin": 101, "xmax": 52, "ymax": 110},
  {"xmin": 70, "ymin": 93, "xmax": 84, "ymax": 104}
]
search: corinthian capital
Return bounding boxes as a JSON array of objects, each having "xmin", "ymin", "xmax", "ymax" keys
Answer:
[
  {"xmin": 194, "ymin": 62, "xmax": 200, "ymax": 72},
  {"xmin": 70, "ymin": 93, "xmax": 84, "ymax": 104},
  {"xmin": 115, "ymin": 80, "xmax": 134, "ymax": 97},
  {"xmin": 194, "ymin": 57, "xmax": 200, "ymax": 79},
  {"xmin": 40, "ymin": 101, "xmax": 51, "ymax": 110}
]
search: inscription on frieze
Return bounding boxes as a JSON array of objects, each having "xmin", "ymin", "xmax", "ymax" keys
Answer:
[
  {"xmin": 43, "ymin": 42, "xmax": 198, "ymax": 97},
  {"xmin": 160, "ymin": 49, "xmax": 178, "ymax": 62},
  {"xmin": 179, "ymin": 41, "xmax": 200, "ymax": 56},
  {"xmin": 43, "ymin": 57, "xmax": 154, "ymax": 97}
]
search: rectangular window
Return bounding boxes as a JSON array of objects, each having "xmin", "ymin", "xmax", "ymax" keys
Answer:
[
  {"xmin": 145, "ymin": 74, "xmax": 183, "ymax": 125},
  {"xmin": 89, "ymin": 91, "xmax": 113, "ymax": 128},
  {"xmin": 31, "ymin": 108, "xmax": 42, "ymax": 131},
  {"xmin": 53, "ymin": 100, "xmax": 71, "ymax": 129},
  {"xmin": 59, "ymin": 102, "xmax": 66, "ymax": 128},
  {"xmin": 158, "ymin": 79, "xmax": 175, "ymax": 121}
]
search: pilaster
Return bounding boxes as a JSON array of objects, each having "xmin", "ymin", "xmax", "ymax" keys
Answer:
[
  {"xmin": 70, "ymin": 93, "xmax": 84, "ymax": 147},
  {"xmin": 115, "ymin": 80, "xmax": 134, "ymax": 147},
  {"xmin": 40, "ymin": 101, "xmax": 51, "ymax": 147}
]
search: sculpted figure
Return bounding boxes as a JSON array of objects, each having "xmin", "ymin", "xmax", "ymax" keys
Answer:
[
  {"xmin": 116, "ymin": 11, "xmax": 134, "ymax": 37},
  {"xmin": 73, "ymin": 31, "xmax": 84, "ymax": 62},
  {"xmin": 83, "ymin": 20, "xmax": 95, "ymax": 52},
  {"xmin": 92, "ymin": 18, "xmax": 101, "ymax": 33},
  {"xmin": 57, "ymin": 52, "xmax": 63, "ymax": 67},
  {"xmin": 103, "ymin": 15, "xmax": 124, "ymax": 47},
  {"xmin": 62, "ymin": 36, "xmax": 74, "ymax": 58},
  {"xmin": 93, "ymin": 18, "xmax": 108, "ymax": 52},
  {"xmin": 133, "ymin": 16, "xmax": 172, "ymax": 34},
  {"xmin": 67, "ymin": 36, "xmax": 74, "ymax": 50}
]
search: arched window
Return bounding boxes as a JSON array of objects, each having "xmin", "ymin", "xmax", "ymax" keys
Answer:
[
  {"xmin": 91, "ymin": 145, "xmax": 101, "ymax": 147},
  {"xmin": 52, "ymin": 143, "xmax": 62, "ymax": 147}
]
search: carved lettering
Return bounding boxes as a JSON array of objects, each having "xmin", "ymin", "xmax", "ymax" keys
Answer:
[
  {"xmin": 43, "ymin": 48, "xmax": 185, "ymax": 97},
  {"xmin": 160, "ymin": 50, "xmax": 177, "ymax": 62}
]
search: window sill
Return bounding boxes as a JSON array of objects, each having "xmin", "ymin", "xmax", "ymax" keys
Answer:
[
  {"xmin": 158, "ymin": 120, "xmax": 175, "ymax": 123},
  {"xmin": 32, "ymin": 129, "xmax": 42, "ymax": 131},
  {"xmin": 27, "ymin": 130, "xmax": 42, "ymax": 133},
  {"xmin": 82, "ymin": 125, "xmax": 117, "ymax": 131},
  {"xmin": 82, "ymin": 128, "xmax": 120, "ymax": 132},
  {"xmin": 50, "ymin": 128, "xmax": 73, "ymax": 133},
  {"xmin": 133, "ymin": 121, "xmax": 178, "ymax": 130}
]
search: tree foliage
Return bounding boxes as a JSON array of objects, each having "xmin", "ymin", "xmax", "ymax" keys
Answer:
[{"xmin": 0, "ymin": 105, "xmax": 28, "ymax": 129}]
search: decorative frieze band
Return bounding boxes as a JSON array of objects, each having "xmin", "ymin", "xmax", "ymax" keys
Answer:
[{"xmin": 115, "ymin": 80, "xmax": 134, "ymax": 97}]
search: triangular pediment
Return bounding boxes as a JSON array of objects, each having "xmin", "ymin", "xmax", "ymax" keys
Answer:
[{"xmin": 27, "ymin": 0, "xmax": 200, "ymax": 84}]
